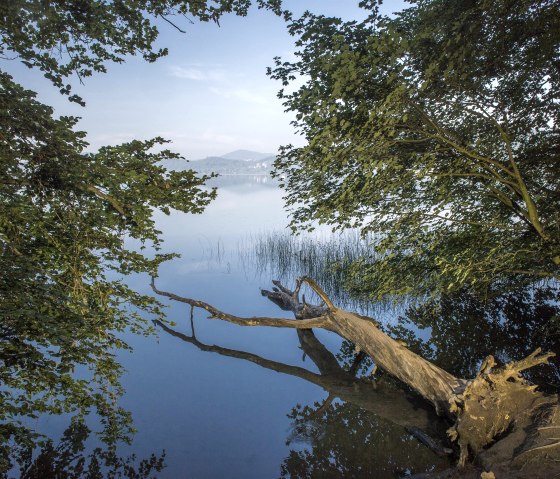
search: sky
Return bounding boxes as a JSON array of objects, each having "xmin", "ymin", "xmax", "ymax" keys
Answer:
[{"xmin": 5, "ymin": 0, "xmax": 407, "ymax": 160}]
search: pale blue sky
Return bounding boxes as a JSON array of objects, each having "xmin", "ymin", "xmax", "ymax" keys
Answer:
[{"xmin": 6, "ymin": 0, "xmax": 406, "ymax": 159}]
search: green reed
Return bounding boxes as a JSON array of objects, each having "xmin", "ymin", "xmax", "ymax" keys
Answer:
[{"xmin": 242, "ymin": 230, "xmax": 393, "ymax": 315}]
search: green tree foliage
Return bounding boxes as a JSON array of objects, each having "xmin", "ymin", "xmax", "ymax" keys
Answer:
[
  {"xmin": 270, "ymin": 0, "xmax": 560, "ymax": 298},
  {"xmin": 0, "ymin": 0, "xmax": 281, "ymax": 472},
  {"xmin": 0, "ymin": 0, "xmax": 282, "ymax": 103},
  {"xmin": 0, "ymin": 72, "xmax": 215, "ymax": 468}
]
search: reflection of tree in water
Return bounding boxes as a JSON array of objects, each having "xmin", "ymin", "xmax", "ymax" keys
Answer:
[
  {"xmin": 8, "ymin": 421, "xmax": 164, "ymax": 479},
  {"xmin": 388, "ymin": 286, "xmax": 560, "ymax": 391},
  {"xmin": 0, "ymin": 71, "xmax": 211, "ymax": 477},
  {"xmin": 283, "ymin": 401, "xmax": 445, "ymax": 479},
  {"xmin": 157, "ymin": 314, "xmax": 452, "ymax": 478}
]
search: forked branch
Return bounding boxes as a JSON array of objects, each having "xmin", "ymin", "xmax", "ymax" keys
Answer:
[
  {"xmin": 300, "ymin": 275, "xmax": 336, "ymax": 310},
  {"xmin": 150, "ymin": 276, "xmax": 332, "ymax": 330}
]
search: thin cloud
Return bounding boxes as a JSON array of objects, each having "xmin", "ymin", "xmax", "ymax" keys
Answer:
[
  {"xmin": 209, "ymin": 87, "xmax": 272, "ymax": 106},
  {"xmin": 169, "ymin": 65, "xmax": 227, "ymax": 82}
]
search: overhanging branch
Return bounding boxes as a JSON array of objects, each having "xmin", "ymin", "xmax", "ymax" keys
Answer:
[{"xmin": 150, "ymin": 277, "xmax": 332, "ymax": 330}]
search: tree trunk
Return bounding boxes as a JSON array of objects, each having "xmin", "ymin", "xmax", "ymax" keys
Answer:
[
  {"xmin": 151, "ymin": 276, "xmax": 559, "ymax": 476},
  {"xmin": 260, "ymin": 279, "xmax": 463, "ymax": 416}
]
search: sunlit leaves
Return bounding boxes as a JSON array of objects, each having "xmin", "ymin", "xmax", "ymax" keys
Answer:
[
  {"xmin": 0, "ymin": 72, "xmax": 214, "ymax": 468},
  {"xmin": 270, "ymin": 0, "xmax": 560, "ymax": 299}
]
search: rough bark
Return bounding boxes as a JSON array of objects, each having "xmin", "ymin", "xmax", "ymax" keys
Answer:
[{"xmin": 151, "ymin": 276, "xmax": 559, "ymax": 475}]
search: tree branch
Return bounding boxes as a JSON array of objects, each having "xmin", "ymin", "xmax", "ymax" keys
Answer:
[
  {"xmin": 416, "ymin": 211, "xmax": 520, "ymax": 231},
  {"xmin": 300, "ymin": 276, "xmax": 336, "ymax": 310},
  {"xmin": 500, "ymin": 347, "xmax": 556, "ymax": 379},
  {"xmin": 154, "ymin": 319, "xmax": 323, "ymax": 383},
  {"xmin": 159, "ymin": 15, "xmax": 187, "ymax": 33},
  {"xmin": 151, "ymin": 277, "xmax": 332, "ymax": 330},
  {"xmin": 86, "ymin": 185, "xmax": 126, "ymax": 216}
]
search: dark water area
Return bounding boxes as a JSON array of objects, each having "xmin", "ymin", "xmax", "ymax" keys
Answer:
[{"xmin": 8, "ymin": 175, "xmax": 559, "ymax": 478}]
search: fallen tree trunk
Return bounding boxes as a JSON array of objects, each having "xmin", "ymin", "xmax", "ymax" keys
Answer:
[
  {"xmin": 152, "ymin": 276, "xmax": 464, "ymax": 414},
  {"xmin": 151, "ymin": 276, "xmax": 559, "ymax": 475}
]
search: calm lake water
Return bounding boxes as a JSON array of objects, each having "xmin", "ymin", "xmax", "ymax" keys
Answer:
[
  {"xmin": 117, "ymin": 175, "xmax": 451, "ymax": 478},
  {"xmin": 17, "ymin": 175, "xmax": 558, "ymax": 478}
]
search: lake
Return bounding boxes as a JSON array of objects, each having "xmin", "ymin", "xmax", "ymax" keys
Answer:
[
  {"xmin": 12, "ymin": 175, "xmax": 558, "ymax": 478},
  {"xmin": 117, "ymin": 175, "xmax": 452, "ymax": 478}
]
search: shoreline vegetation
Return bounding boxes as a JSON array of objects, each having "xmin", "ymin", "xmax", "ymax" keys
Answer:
[{"xmin": 3, "ymin": 0, "xmax": 559, "ymax": 476}]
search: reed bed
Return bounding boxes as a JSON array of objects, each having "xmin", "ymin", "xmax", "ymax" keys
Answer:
[{"xmin": 240, "ymin": 230, "xmax": 394, "ymax": 316}]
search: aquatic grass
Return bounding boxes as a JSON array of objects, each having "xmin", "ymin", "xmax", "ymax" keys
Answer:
[
  {"xmin": 242, "ymin": 230, "xmax": 398, "ymax": 316},
  {"xmin": 192, "ymin": 229, "xmax": 410, "ymax": 317}
]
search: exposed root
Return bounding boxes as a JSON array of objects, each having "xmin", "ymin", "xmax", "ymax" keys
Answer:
[{"xmin": 447, "ymin": 349, "xmax": 557, "ymax": 466}]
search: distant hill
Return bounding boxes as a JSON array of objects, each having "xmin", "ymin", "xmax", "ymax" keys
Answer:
[
  {"xmin": 163, "ymin": 150, "xmax": 276, "ymax": 175},
  {"xmin": 219, "ymin": 150, "xmax": 275, "ymax": 161}
]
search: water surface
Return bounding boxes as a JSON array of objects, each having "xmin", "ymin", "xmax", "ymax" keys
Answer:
[
  {"xmin": 116, "ymin": 175, "xmax": 451, "ymax": 478},
  {"xmin": 16, "ymin": 175, "xmax": 558, "ymax": 478}
]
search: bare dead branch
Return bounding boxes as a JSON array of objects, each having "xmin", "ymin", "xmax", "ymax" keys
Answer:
[
  {"xmin": 501, "ymin": 348, "xmax": 556, "ymax": 378},
  {"xmin": 154, "ymin": 319, "xmax": 323, "ymax": 383},
  {"xmin": 151, "ymin": 276, "xmax": 332, "ymax": 330},
  {"xmin": 300, "ymin": 276, "xmax": 336, "ymax": 310}
]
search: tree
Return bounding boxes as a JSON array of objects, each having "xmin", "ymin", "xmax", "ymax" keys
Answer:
[
  {"xmin": 0, "ymin": 71, "xmax": 215, "ymax": 471},
  {"xmin": 152, "ymin": 276, "xmax": 559, "ymax": 476},
  {"xmin": 0, "ymin": 0, "xmax": 281, "ymax": 472},
  {"xmin": 389, "ymin": 284, "xmax": 560, "ymax": 388},
  {"xmin": 268, "ymin": 0, "xmax": 560, "ymax": 299}
]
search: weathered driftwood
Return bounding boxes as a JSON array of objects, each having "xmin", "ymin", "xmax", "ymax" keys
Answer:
[{"xmin": 151, "ymin": 276, "xmax": 559, "ymax": 476}]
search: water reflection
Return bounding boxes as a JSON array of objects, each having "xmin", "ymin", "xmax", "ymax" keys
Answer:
[
  {"xmin": 208, "ymin": 174, "xmax": 280, "ymax": 191},
  {"xmin": 9, "ymin": 176, "xmax": 553, "ymax": 477},
  {"xmin": 144, "ymin": 177, "xmax": 559, "ymax": 476},
  {"xmin": 250, "ymin": 227, "xmax": 560, "ymax": 391},
  {"xmin": 283, "ymin": 402, "xmax": 445, "ymax": 479},
  {"xmin": 156, "ymin": 316, "xmax": 452, "ymax": 477},
  {"xmin": 7, "ymin": 420, "xmax": 165, "ymax": 479},
  {"xmin": 388, "ymin": 286, "xmax": 560, "ymax": 392}
]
